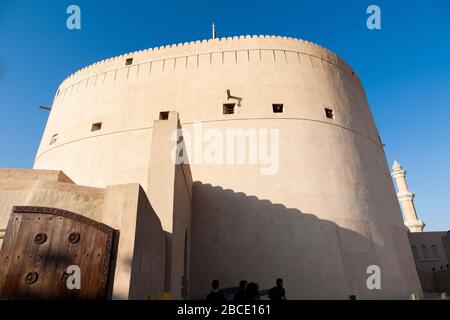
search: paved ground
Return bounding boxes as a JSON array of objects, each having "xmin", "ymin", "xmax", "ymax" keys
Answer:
[{"xmin": 423, "ymin": 292, "xmax": 449, "ymax": 300}]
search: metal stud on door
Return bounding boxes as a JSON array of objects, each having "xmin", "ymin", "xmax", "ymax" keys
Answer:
[{"xmin": 0, "ymin": 206, "xmax": 118, "ymax": 300}]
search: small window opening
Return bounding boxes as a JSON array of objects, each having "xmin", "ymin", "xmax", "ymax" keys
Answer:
[
  {"xmin": 159, "ymin": 111, "xmax": 170, "ymax": 120},
  {"xmin": 273, "ymin": 104, "xmax": 284, "ymax": 113},
  {"xmin": 50, "ymin": 134, "xmax": 58, "ymax": 145},
  {"xmin": 125, "ymin": 58, "xmax": 133, "ymax": 66},
  {"xmin": 325, "ymin": 108, "xmax": 334, "ymax": 119},
  {"xmin": 431, "ymin": 245, "xmax": 439, "ymax": 259},
  {"xmin": 223, "ymin": 103, "xmax": 235, "ymax": 115},
  {"xmin": 421, "ymin": 245, "xmax": 429, "ymax": 259},
  {"xmin": 91, "ymin": 122, "xmax": 102, "ymax": 132}
]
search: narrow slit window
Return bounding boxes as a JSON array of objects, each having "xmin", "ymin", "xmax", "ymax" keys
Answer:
[
  {"xmin": 50, "ymin": 134, "xmax": 58, "ymax": 145},
  {"xmin": 91, "ymin": 122, "xmax": 102, "ymax": 132},
  {"xmin": 223, "ymin": 103, "xmax": 235, "ymax": 115},
  {"xmin": 159, "ymin": 111, "xmax": 170, "ymax": 120},
  {"xmin": 125, "ymin": 58, "xmax": 133, "ymax": 66},
  {"xmin": 325, "ymin": 108, "xmax": 334, "ymax": 119},
  {"xmin": 273, "ymin": 104, "xmax": 284, "ymax": 113}
]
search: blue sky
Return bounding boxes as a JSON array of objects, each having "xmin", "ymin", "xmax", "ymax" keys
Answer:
[{"xmin": 0, "ymin": 0, "xmax": 449, "ymax": 230}]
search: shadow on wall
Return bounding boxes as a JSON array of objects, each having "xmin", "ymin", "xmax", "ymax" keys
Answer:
[
  {"xmin": 127, "ymin": 186, "xmax": 166, "ymax": 300},
  {"xmin": 190, "ymin": 182, "xmax": 421, "ymax": 300},
  {"xmin": 123, "ymin": 230, "xmax": 171, "ymax": 300}
]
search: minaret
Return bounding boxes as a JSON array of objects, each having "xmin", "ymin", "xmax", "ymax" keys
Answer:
[{"xmin": 391, "ymin": 160, "xmax": 425, "ymax": 232}]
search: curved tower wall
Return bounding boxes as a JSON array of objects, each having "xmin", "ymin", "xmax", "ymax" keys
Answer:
[{"xmin": 34, "ymin": 35, "xmax": 422, "ymax": 299}]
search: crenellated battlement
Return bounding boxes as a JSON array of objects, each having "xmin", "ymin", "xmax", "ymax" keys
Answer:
[{"xmin": 58, "ymin": 35, "xmax": 356, "ymax": 92}]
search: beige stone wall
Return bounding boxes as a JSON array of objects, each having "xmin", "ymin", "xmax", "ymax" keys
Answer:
[
  {"xmin": 409, "ymin": 232, "xmax": 450, "ymax": 293},
  {"xmin": 0, "ymin": 169, "xmax": 92, "ymax": 243},
  {"xmin": 0, "ymin": 168, "xmax": 73, "ymax": 184},
  {"xmin": 34, "ymin": 36, "xmax": 374, "ymax": 190},
  {"xmin": 408, "ymin": 232, "xmax": 448, "ymax": 273},
  {"xmin": 0, "ymin": 170, "xmax": 165, "ymax": 299},
  {"xmin": 171, "ymin": 156, "xmax": 193, "ymax": 299},
  {"xmin": 102, "ymin": 184, "xmax": 166, "ymax": 299},
  {"xmin": 33, "ymin": 36, "xmax": 421, "ymax": 299},
  {"xmin": 147, "ymin": 112, "xmax": 192, "ymax": 299},
  {"xmin": 443, "ymin": 233, "xmax": 450, "ymax": 265}
]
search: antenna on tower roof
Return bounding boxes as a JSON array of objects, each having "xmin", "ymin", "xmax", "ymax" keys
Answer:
[{"xmin": 212, "ymin": 23, "xmax": 216, "ymax": 39}]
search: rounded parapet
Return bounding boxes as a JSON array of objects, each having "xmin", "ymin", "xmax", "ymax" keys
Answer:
[{"xmin": 57, "ymin": 35, "xmax": 358, "ymax": 92}]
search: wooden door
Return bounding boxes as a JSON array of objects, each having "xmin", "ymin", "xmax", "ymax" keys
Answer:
[{"xmin": 0, "ymin": 206, "xmax": 117, "ymax": 300}]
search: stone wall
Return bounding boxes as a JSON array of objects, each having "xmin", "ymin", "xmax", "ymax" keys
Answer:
[{"xmin": 0, "ymin": 169, "xmax": 165, "ymax": 299}]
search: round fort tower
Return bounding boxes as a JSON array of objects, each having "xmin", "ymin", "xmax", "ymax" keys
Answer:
[{"xmin": 34, "ymin": 35, "xmax": 422, "ymax": 299}]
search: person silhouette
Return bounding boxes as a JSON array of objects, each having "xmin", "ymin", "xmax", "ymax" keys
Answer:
[
  {"xmin": 268, "ymin": 278, "xmax": 286, "ymax": 300},
  {"xmin": 244, "ymin": 282, "xmax": 260, "ymax": 300},
  {"xmin": 233, "ymin": 280, "xmax": 248, "ymax": 301},
  {"xmin": 206, "ymin": 280, "xmax": 226, "ymax": 302}
]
